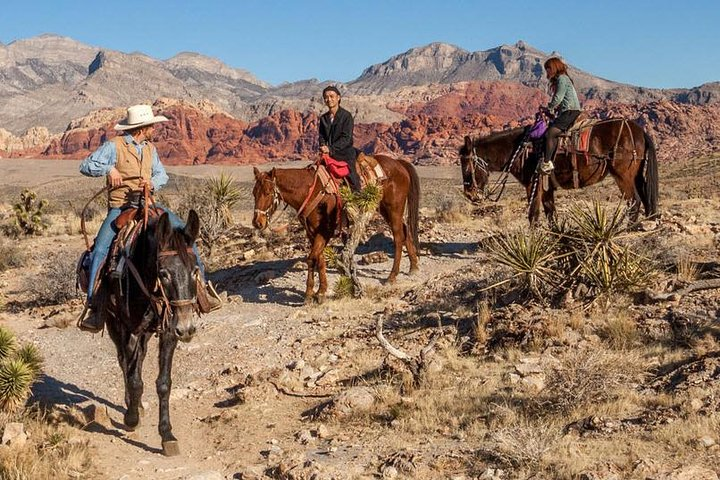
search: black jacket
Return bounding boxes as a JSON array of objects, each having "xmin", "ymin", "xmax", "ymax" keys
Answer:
[{"xmin": 319, "ymin": 106, "xmax": 356, "ymax": 163}]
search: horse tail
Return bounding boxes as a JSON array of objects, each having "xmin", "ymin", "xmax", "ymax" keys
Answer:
[
  {"xmin": 399, "ymin": 159, "xmax": 420, "ymax": 250},
  {"xmin": 639, "ymin": 130, "xmax": 659, "ymax": 217}
]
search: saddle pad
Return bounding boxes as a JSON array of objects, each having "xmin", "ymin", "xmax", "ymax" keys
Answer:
[{"xmin": 356, "ymin": 152, "xmax": 387, "ymax": 187}]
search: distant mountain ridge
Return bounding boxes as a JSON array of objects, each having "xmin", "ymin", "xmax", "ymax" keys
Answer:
[{"xmin": 1, "ymin": 34, "xmax": 719, "ymax": 136}]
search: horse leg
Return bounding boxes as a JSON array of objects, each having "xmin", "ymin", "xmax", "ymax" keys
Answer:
[
  {"xmin": 157, "ymin": 331, "xmax": 180, "ymax": 456},
  {"xmin": 382, "ymin": 205, "xmax": 405, "ymax": 284},
  {"xmin": 404, "ymin": 223, "xmax": 419, "ymax": 275},
  {"xmin": 123, "ymin": 332, "xmax": 150, "ymax": 430},
  {"xmin": 526, "ymin": 177, "xmax": 542, "ymax": 226},
  {"xmin": 613, "ymin": 175, "xmax": 642, "ymax": 224},
  {"xmin": 316, "ymin": 238, "xmax": 329, "ymax": 304},
  {"xmin": 542, "ymin": 186, "xmax": 557, "ymax": 228}
]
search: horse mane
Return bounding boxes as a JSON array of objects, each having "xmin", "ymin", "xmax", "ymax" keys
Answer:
[
  {"xmin": 459, "ymin": 126, "xmax": 526, "ymax": 155},
  {"xmin": 144, "ymin": 217, "xmax": 195, "ymax": 269}
]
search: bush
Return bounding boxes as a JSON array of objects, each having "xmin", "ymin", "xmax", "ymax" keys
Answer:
[
  {"xmin": 177, "ymin": 173, "xmax": 241, "ymax": 257},
  {"xmin": 0, "ymin": 238, "xmax": 26, "ymax": 272},
  {"xmin": 0, "ymin": 325, "xmax": 43, "ymax": 412},
  {"xmin": 25, "ymin": 252, "xmax": 80, "ymax": 306}
]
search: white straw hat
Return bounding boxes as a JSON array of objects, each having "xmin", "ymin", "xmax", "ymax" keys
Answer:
[{"xmin": 114, "ymin": 104, "xmax": 169, "ymax": 130}]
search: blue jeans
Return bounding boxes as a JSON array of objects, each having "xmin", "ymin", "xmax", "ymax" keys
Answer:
[{"xmin": 87, "ymin": 206, "xmax": 205, "ymax": 303}]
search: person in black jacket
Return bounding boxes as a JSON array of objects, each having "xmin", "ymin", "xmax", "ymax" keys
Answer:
[{"xmin": 319, "ymin": 86, "xmax": 361, "ymax": 191}]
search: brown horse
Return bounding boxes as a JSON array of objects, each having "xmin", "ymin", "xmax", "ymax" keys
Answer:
[
  {"xmin": 252, "ymin": 155, "xmax": 420, "ymax": 303},
  {"xmin": 459, "ymin": 119, "xmax": 659, "ymax": 224}
]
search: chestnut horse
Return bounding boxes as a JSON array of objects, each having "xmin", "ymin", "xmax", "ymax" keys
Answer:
[
  {"xmin": 93, "ymin": 210, "xmax": 202, "ymax": 456},
  {"xmin": 252, "ymin": 155, "xmax": 420, "ymax": 303},
  {"xmin": 459, "ymin": 118, "xmax": 659, "ymax": 224}
]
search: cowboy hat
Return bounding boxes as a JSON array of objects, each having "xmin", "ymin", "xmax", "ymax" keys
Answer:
[{"xmin": 114, "ymin": 104, "xmax": 169, "ymax": 131}]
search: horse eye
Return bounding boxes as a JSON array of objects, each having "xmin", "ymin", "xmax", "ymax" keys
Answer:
[{"xmin": 159, "ymin": 269, "xmax": 171, "ymax": 282}]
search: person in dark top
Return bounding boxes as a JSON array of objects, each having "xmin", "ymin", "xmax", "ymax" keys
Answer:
[
  {"xmin": 541, "ymin": 56, "xmax": 582, "ymax": 172},
  {"xmin": 319, "ymin": 86, "xmax": 361, "ymax": 191}
]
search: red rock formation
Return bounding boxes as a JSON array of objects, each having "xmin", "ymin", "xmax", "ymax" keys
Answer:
[{"xmin": 16, "ymin": 81, "xmax": 720, "ymax": 165}]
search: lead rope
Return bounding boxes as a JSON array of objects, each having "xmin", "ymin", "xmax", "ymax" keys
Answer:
[{"xmin": 485, "ymin": 137, "xmax": 530, "ymax": 202}]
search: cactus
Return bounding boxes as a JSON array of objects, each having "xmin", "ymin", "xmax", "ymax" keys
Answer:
[
  {"xmin": 13, "ymin": 188, "xmax": 49, "ymax": 235},
  {"xmin": 0, "ymin": 326, "xmax": 43, "ymax": 412}
]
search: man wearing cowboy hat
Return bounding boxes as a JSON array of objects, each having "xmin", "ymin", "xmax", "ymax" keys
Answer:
[{"xmin": 78, "ymin": 104, "xmax": 219, "ymax": 333}]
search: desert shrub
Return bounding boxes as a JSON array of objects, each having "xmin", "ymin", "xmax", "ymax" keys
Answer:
[
  {"xmin": 24, "ymin": 252, "xmax": 79, "ymax": 306},
  {"xmin": 434, "ymin": 196, "xmax": 470, "ymax": 224},
  {"xmin": 0, "ymin": 238, "xmax": 26, "ymax": 272},
  {"xmin": 13, "ymin": 189, "xmax": 49, "ymax": 236},
  {"xmin": 481, "ymin": 421, "xmax": 560, "ymax": 470},
  {"xmin": 0, "ymin": 325, "xmax": 43, "ymax": 412},
  {"xmin": 485, "ymin": 202, "xmax": 656, "ymax": 304},
  {"xmin": 534, "ymin": 349, "xmax": 644, "ymax": 415},
  {"xmin": 177, "ymin": 173, "xmax": 241, "ymax": 257}
]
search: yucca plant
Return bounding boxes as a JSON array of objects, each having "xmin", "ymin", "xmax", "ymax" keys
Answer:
[
  {"xmin": 0, "ymin": 326, "xmax": 43, "ymax": 412},
  {"xmin": 0, "ymin": 327, "xmax": 15, "ymax": 360},
  {"xmin": 0, "ymin": 359, "xmax": 35, "ymax": 412},
  {"xmin": 566, "ymin": 201, "xmax": 655, "ymax": 295},
  {"xmin": 340, "ymin": 183, "xmax": 382, "ymax": 215},
  {"xmin": 333, "ymin": 275, "xmax": 354, "ymax": 299},
  {"xmin": 485, "ymin": 229, "xmax": 563, "ymax": 299},
  {"xmin": 207, "ymin": 172, "xmax": 241, "ymax": 227}
]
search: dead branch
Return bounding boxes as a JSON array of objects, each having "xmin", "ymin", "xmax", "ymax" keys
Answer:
[
  {"xmin": 646, "ymin": 278, "xmax": 720, "ymax": 302},
  {"xmin": 375, "ymin": 315, "xmax": 443, "ymax": 388}
]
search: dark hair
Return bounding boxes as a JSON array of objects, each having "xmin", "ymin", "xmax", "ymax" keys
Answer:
[{"xmin": 322, "ymin": 85, "xmax": 341, "ymax": 97}]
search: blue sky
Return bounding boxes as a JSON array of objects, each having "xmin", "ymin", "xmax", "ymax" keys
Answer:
[{"xmin": 1, "ymin": 0, "xmax": 718, "ymax": 88}]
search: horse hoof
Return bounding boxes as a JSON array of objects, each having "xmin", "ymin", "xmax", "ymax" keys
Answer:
[
  {"xmin": 385, "ymin": 276, "xmax": 397, "ymax": 285},
  {"xmin": 162, "ymin": 440, "xmax": 181, "ymax": 456},
  {"xmin": 409, "ymin": 267, "xmax": 420, "ymax": 276},
  {"xmin": 304, "ymin": 296, "xmax": 315, "ymax": 306},
  {"xmin": 123, "ymin": 416, "xmax": 140, "ymax": 431},
  {"xmin": 316, "ymin": 294, "xmax": 326, "ymax": 305}
]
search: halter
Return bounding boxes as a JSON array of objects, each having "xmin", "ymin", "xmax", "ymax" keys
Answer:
[{"xmin": 253, "ymin": 176, "xmax": 283, "ymax": 226}]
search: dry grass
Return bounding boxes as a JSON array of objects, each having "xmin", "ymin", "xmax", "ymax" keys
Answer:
[
  {"xmin": 675, "ymin": 255, "xmax": 700, "ymax": 283},
  {"xmin": 434, "ymin": 196, "xmax": 471, "ymax": 224},
  {"xmin": 597, "ymin": 311, "xmax": 639, "ymax": 350},
  {"xmin": 0, "ymin": 409, "xmax": 93, "ymax": 479}
]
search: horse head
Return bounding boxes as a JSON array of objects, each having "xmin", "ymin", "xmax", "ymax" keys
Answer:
[
  {"xmin": 459, "ymin": 135, "xmax": 488, "ymax": 203},
  {"xmin": 252, "ymin": 167, "xmax": 279, "ymax": 230},
  {"xmin": 154, "ymin": 210, "xmax": 200, "ymax": 343}
]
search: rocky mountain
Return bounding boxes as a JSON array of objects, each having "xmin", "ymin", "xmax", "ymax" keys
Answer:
[{"xmin": 1, "ymin": 35, "xmax": 718, "ymax": 164}]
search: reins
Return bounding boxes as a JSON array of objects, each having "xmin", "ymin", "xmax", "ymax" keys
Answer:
[{"xmin": 470, "ymin": 134, "xmax": 530, "ymax": 202}]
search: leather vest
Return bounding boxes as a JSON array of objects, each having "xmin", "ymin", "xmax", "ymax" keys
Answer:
[{"xmin": 107, "ymin": 136, "xmax": 155, "ymax": 208}]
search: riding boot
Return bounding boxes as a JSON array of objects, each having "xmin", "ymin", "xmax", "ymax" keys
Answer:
[
  {"xmin": 78, "ymin": 305, "xmax": 104, "ymax": 333},
  {"xmin": 346, "ymin": 157, "xmax": 362, "ymax": 192},
  {"xmin": 197, "ymin": 278, "xmax": 222, "ymax": 314}
]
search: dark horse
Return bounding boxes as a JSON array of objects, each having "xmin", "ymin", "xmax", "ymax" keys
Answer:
[
  {"xmin": 94, "ymin": 209, "xmax": 202, "ymax": 456},
  {"xmin": 252, "ymin": 154, "xmax": 420, "ymax": 303},
  {"xmin": 459, "ymin": 119, "xmax": 659, "ymax": 224}
]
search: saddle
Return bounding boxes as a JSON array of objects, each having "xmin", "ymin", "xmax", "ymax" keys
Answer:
[
  {"xmin": 76, "ymin": 206, "xmax": 163, "ymax": 295},
  {"xmin": 298, "ymin": 153, "xmax": 388, "ymax": 219},
  {"xmin": 555, "ymin": 112, "xmax": 599, "ymax": 188}
]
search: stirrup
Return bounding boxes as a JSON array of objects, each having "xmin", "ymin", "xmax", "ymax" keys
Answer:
[
  {"xmin": 197, "ymin": 280, "xmax": 222, "ymax": 314},
  {"xmin": 77, "ymin": 304, "xmax": 104, "ymax": 333},
  {"xmin": 540, "ymin": 160, "xmax": 555, "ymax": 175}
]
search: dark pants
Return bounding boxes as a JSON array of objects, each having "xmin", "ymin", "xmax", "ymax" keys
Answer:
[
  {"xmin": 344, "ymin": 155, "xmax": 361, "ymax": 191},
  {"xmin": 545, "ymin": 110, "xmax": 581, "ymax": 161}
]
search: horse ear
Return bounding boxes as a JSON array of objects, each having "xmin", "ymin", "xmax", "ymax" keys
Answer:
[
  {"xmin": 464, "ymin": 135, "xmax": 472, "ymax": 150},
  {"xmin": 156, "ymin": 212, "xmax": 172, "ymax": 248},
  {"xmin": 253, "ymin": 167, "xmax": 261, "ymax": 180},
  {"xmin": 184, "ymin": 209, "xmax": 200, "ymax": 243}
]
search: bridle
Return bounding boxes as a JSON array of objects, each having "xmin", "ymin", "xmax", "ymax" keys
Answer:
[
  {"xmin": 125, "ymin": 246, "xmax": 199, "ymax": 334},
  {"xmin": 462, "ymin": 134, "xmax": 531, "ymax": 202},
  {"xmin": 253, "ymin": 176, "xmax": 284, "ymax": 227}
]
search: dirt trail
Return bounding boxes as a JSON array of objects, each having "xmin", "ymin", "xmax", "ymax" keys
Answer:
[{"xmin": 1, "ymin": 164, "xmax": 482, "ymax": 479}]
